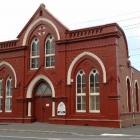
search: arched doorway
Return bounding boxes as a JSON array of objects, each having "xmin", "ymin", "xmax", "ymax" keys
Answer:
[
  {"xmin": 33, "ymin": 81, "xmax": 52, "ymax": 122},
  {"xmin": 26, "ymin": 74, "xmax": 55, "ymax": 118}
]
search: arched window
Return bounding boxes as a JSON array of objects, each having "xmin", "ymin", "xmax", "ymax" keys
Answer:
[
  {"xmin": 35, "ymin": 82, "xmax": 52, "ymax": 96},
  {"xmin": 30, "ymin": 38, "xmax": 40, "ymax": 69},
  {"xmin": 89, "ymin": 69, "xmax": 100, "ymax": 112},
  {"xmin": 135, "ymin": 82, "xmax": 139, "ymax": 112},
  {"xmin": 76, "ymin": 70, "xmax": 86, "ymax": 112},
  {"xmin": 0, "ymin": 79, "xmax": 3, "ymax": 112},
  {"xmin": 45, "ymin": 35, "xmax": 55, "ymax": 68},
  {"xmin": 5, "ymin": 78, "xmax": 12, "ymax": 112},
  {"xmin": 127, "ymin": 78, "xmax": 131, "ymax": 112}
]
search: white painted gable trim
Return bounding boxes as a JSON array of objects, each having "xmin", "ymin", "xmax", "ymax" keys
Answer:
[
  {"xmin": 67, "ymin": 52, "xmax": 107, "ymax": 85},
  {"xmin": 22, "ymin": 17, "xmax": 60, "ymax": 46},
  {"xmin": 0, "ymin": 61, "xmax": 17, "ymax": 88}
]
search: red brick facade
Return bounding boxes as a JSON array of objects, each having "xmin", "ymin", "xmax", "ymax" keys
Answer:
[{"xmin": 0, "ymin": 4, "xmax": 140, "ymax": 127}]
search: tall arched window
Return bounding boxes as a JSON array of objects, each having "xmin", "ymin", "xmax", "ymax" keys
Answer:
[
  {"xmin": 0, "ymin": 79, "xmax": 3, "ymax": 112},
  {"xmin": 135, "ymin": 82, "xmax": 139, "ymax": 112},
  {"xmin": 76, "ymin": 70, "xmax": 86, "ymax": 112},
  {"xmin": 89, "ymin": 69, "xmax": 100, "ymax": 112},
  {"xmin": 45, "ymin": 35, "xmax": 55, "ymax": 68},
  {"xmin": 127, "ymin": 78, "xmax": 131, "ymax": 112},
  {"xmin": 30, "ymin": 38, "xmax": 40, "ymax": 69},
  {"xmin": 5, "ymin": 77, "xmax": 12, "ymax": 112}
]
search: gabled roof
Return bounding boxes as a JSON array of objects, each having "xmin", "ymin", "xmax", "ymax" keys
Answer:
[{"xmin": 17, "ymin": 3, "xmax": 69, "ymax": 38}]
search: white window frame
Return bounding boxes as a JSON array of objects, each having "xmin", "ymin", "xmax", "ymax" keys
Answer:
[
  {"xmin": 89, "ymin": 70, "xmax": 100, "ymax": 113},
  {"xmin": 5, "ymin": 78, "xmax": 12, "ymax": 112},
  {"xmin": 45, "ymin": 35, "xmax": 55, "ymax": 68},
  {"xmin": 30, "ymin": 38, "xmax": 40, "ymax": 70},
  {"xmin": 0, "ymin": 79, "xmax": 3, "ymax": 112},
  {"xmin": 76, "ymin": 70, "xmax": 86, "ymax": 113}
]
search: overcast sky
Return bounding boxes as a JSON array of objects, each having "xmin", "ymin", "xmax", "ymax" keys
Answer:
[{"xmin": 0, "ymin": 0, "xmax": 140, "ymax": 70}]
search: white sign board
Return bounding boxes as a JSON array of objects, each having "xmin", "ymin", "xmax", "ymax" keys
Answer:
[{"xmin": 57, "ymin": 102, "xmax": 66, "ymax": 116}]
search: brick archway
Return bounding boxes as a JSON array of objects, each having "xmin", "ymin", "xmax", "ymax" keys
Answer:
[
  {"xmin": 26, "ymin": 74, "xmax": 55, "ymax": 117},
  {"xmin": 67, "ymin": 52, "xmax": 107, "ymax": 85},
  {"xmin": 0, "ymin": 61, "xmax": 17, "ymax": 88}
]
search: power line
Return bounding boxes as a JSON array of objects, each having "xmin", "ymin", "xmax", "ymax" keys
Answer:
[
  {"xmin": 129, "ymin": 54, "xmax": 140, "ymax": 57},
  {"xmin": 123, "ymin": 22, "xmax": 140, "ymax": 28},
  {"xmin": 69, "ymin": 14, "xmax": 140, "ymax": 27},
  {"xmin": 129, "ymin": 48, "xmax": 140, "ymax": 51},
  {"xmin": 127, "ymin": 35, "xmax": 140, "ymax": 38},
  {"xmin": 70, "ymin": 9, "xmax": 140, "ymax": 23},
  {"xmin": 124, "ymin": 26, "xmax": 140, "ymax": 30},
  {"xmin": 131, "ymin": 61, "xmax": 140, "ymax": 63},
  {"xmin": 116, "ymin": 16, "xmax": 140, "ymax": 23}
]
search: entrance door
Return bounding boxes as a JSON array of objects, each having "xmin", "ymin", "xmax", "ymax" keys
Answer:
[{"xmin": 33, "ymin": 81, "xmax": 52, "ymax": 122}]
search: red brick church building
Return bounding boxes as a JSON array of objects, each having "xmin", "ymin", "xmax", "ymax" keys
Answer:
[{"xmin": 0, "ymin": 4, "xmax": 140, "ymax": 128}]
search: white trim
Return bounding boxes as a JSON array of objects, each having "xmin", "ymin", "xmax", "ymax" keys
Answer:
[
  {"xmin": 30, "ymin": 68, "xmax": 39, "ymax": 71},
  {"xmin": 134, "ymin": 80, "xmax": 139, "ymax": 112},
  {"xmin": 57, "ymin": 102, "xmax": 66, "ymax": 116},
  {"xmin": 67, "ymin": 52, "xmax": 106, "ymax": 85},
  {"xmin": 76, "ymin": 110, "xmax": 86, "ymax": 113},
  {"xmin": 0, "ymin": 61, "xmax": 17, "ymax": 88},
  {"xmin": 0, "ymin": 79, "xmax": 3, "ymax": 112},
  {"xmin": 76, "ymin": 70, "xmax": 86, "ymax": 112},
  {"xmin": 22, "ymin": 17, "xmax": 60, "ymax": 46},
  {"xmin": 90, "ymin": 110, "xmax": 100, "ymax": 113},
  {"xmin": 45, "ymin": 35, "xmax": 55, "ymax": 68},
  {"xmin": 46, "ymin": 54, "xmax": 55, "ymax": 57},
  {"xmin": 5, "ymin": 78, "xmax": 12, "ymax": 112},
  {"xmin": 52, "ymin": 102, "xmax": 55, "ymax": 117},
  {"xmin": 26, "ymin": 74, "xmax": 55, "ymax": 117},
  {"xmin": 126, "ymin": 76, "xmax": 131, "ymax": 86},
  {"xmin": 27, "ymin": 102, "xmax": 31, "ymax": 117},
  {"xmin": 30, "ymin": 38, "xmax": 40, "ymax": 69},
  {"xmin": 89, "ymin": 69, "xmax": 100, "ymax": 113},
  {"xmin": 134, "ymin": 80, "xmax": 139, "ymax": 89},
  {"xmin": 45, "ymin": 66, "xmax": 55, "ymax": 69},
  {"xmin": 126, "ymin": 76, "xmax": 131, "ymax": 112},
  {"xmin": 130, "ymin": 70, "xmax": 135, "ymax": 115}
]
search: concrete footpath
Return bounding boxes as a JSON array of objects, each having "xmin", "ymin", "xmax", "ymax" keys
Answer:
[{"xmin": 0, "ymin": 123, "xmax": 139, "ymax": 136}]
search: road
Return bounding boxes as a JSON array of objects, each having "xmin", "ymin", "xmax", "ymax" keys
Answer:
[{"xmin": 0, "ymin": 123, "xmax": 139, "ymax": 139}]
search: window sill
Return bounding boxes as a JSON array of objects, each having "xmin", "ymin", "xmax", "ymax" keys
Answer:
[
  {"xmin": 89, "ymin": 110, "xmax": 100, "ymax": 113},
  {"xmin": 30, "ymin": 68, "xmax": 39, "ymax": 70},
  {"xmin": 5, "ymin": 111, "xmax": 12, "ymax": 113},
  {"xmin": 76, "ymin": 110, "xmax": 86, "ymax": 113},
  {"xmin": 45, "ymin": 66, "xmax": 55, "ymax": 69}
]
